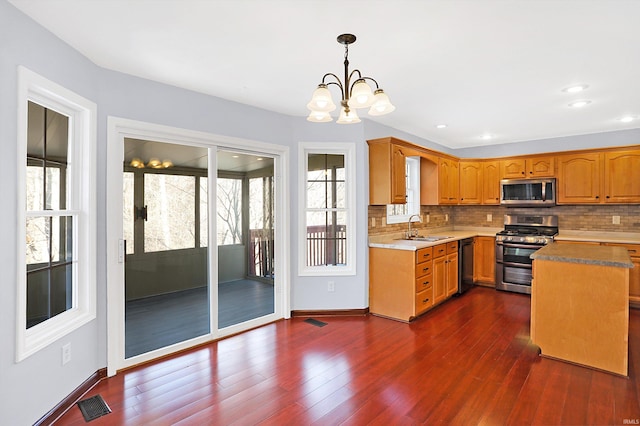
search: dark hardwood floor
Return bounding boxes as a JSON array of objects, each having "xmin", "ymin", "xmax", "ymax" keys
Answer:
[{"xmin": 57, "ymin": 286, "xmax": 639, "ymax": 425}]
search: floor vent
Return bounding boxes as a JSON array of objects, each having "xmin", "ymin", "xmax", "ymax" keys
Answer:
[
  {"xmin": 304, "ymin": 318, "xmax": 327, "ymax": 327},
  {"xmin": 77, "ymin": 394, "xmax": 111, "ymax": 422}
]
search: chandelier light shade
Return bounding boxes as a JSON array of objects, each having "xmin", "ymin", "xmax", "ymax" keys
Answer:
[{"xmin": 306, "ymin": 33, "xmax": 395, "ymax": 123}]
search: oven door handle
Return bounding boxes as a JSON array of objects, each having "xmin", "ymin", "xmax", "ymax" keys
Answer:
[
  {"xmin": 501, "ymin": 261, "xmax": 533, "ymax": 269},
  {"xmin": 499, "ymin": 242, "xmax": 544, "ymax": 250}
]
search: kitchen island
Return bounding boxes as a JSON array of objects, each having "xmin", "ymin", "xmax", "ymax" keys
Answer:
[{"xmin": 530, "ymin": 243, "xmax": 633, "ymax": 376}]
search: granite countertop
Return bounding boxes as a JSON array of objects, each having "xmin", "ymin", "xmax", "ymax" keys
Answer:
[
  {"xmin": 368, "ymin": 227, "xmax": 501, "ymax": 251},
  {"xmin": 531, "ymin": 242, "xmax": 633, "ymax": 268},
  {"xmin": 555, "ymin": 231, "xmax": 640, "ymax": 245}
]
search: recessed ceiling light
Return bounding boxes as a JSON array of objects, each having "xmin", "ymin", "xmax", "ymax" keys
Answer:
[
  {"xmin": 568, "ymin": 100, "xmax": 592, "ymax": 108},
  {"xmin": 435, "ymin": 124, "xmax": 447, "ymax": 129},
  {"xmin": 619, "ymin": 115, "xmax": 637, "ymax": 123},
  {"xmin": 257, "ymin": 157, "xmax": 263, "ymax": 161},
  {"xmin": 232, "ymin": 155, "xmax": 239, "ymax": 158},
  {"xmin": 563, "ymin": 84, "xmax": 589, "ymax": 93},
  {"xmin": 481, "ymin": 134, "xmax": 493, "ymax": 140}
]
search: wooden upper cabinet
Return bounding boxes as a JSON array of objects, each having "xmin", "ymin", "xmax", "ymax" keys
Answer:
[
  {"xmin": 438, "ymin": 158, "xmax": 459, "ymax": 204},
  {"xmin": 391, "ymin": 144, "xmax": 407, "ymax": 204},
  {"xmin": 604, "ymin": 150, "xmax": 640, "ymax": 203},
  {"xmin": 557, "ymin": 153, "xmax": 602, "ymax": 204},
  {"xmin": 500, "ymin": 156, "xmax": 555, "ymax": 179},
  {"xmin": 482, "ymin": 161, "xmax": 500, "ymax": 204},
  {"xmin": 528, "ymin": 156, "xmax": 555, "ymax": 177},
  {"xmin": 459, "ymin": 161, "xmax": 482, "ymax": 204},
  {"xmin": 367, "ymin": 138, "xmax": 406, "ymax": 205},
  {"xmin": 501, "ymin": 158, "xmax": 527, "ymax": 179}
]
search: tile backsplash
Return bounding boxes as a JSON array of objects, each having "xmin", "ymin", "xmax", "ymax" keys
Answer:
[{"xmin": 369, "ymin": 204, "xmax": 640, "ymax": 235}]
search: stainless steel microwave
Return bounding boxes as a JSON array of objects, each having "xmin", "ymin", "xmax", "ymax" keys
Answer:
[{"xmin": 500, "ymin": 178, "xmax": 556, "ymax": 207}]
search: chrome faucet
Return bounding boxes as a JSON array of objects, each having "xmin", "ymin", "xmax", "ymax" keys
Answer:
[{"xmin": 406, "ymin": 214, "xmax": 422, "ymax": 239}]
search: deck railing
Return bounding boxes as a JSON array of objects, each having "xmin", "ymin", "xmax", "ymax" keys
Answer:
[{"xmin": 248, "ymin": 225, "xmax": 346, "ymax": 277}]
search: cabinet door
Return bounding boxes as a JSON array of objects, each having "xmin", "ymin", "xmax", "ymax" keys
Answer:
[
  {"xmin": 367, "ymin": 139, "xmax": 407, "ymax": 205},
  {"xmin": 604, "ymin": 150, "xmax": 640, "ymax": 203},
  {"xmin": 482, "ymin": 161, "xmax": 500, "ymax": 204},
  {"xmin": 602, "ymin": 243, "xmax": 640, "ymax": 306},
  {"xmin": 473, "ymin": 236, "xmax": 496, "ymax": 285},
  {"xmin": 438, "ymin": 158, "xmax": 459, "ymax": 204},
  {"xmin": 557, "ymin": 153, "xmax": 602, "ymax": 203},
  {"xmin": 446, "ymin": 253, "xmax": 459, "ymax": 297},
  {"xmin": 449, "ymin": 160, "xmax": 459, "ymax": 204},
  {"xmin": 433, "ymin": 256, "xmax": 447, "ymax": 304},
  {"xmin": 528, "ymin": 156, "xmax": 555, "ymax": 177},
  {"xmin": 501, "ymin": 158, "xmax": 526, "ymax": 179},
  {"xmin": 459, "ymin": 161, "xmax": 482, "ymax": 204}
]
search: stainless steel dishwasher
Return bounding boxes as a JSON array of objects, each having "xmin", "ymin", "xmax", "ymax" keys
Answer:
[{"xmin": 458, "ymin": 238, "xmax": 474, "ymax": 294}]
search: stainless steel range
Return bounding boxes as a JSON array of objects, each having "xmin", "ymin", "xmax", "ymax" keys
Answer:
[{"xmin": 495, "ymin": 214, "xmax": 558, "ymax": 294}]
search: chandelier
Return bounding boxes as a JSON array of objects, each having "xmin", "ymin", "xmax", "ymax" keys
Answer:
[{"xmin": 306, "ymin": 34, "xmax": 395, "ymax": 124}]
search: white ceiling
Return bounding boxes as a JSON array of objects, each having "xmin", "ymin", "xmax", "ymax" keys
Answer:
[{"xmin": 10, "ymin": 0, "xmax": 640, "ymax": 149}]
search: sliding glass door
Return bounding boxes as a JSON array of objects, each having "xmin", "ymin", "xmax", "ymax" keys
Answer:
[
  {"xmin": 216, "ymin": 150, "xmax": 275, "ymax": 328},
  {"xmin": 121, "ymin": 140, "xmax": 278, "ymax": 359},
  {"xmin": 123, "ymin": 139, "xmax": 210, "ymax": 358}
]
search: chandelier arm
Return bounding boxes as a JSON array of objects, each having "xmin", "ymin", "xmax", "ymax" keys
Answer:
[
  {"xmin": 357, "ymin": 76, "xmax": 381, "ymax": 89},
  {"xmin": 321, "ymin": 73, "xmax": 344, "ymax": 89}
]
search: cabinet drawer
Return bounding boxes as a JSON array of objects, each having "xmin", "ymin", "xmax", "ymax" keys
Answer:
[
  {"xmin": 416, "ymin": 273, "xmax": 433, "ymax": 293},
  {"xmin": 416, "ymin": 247, "xmax": 433, "ymax": 263},
  {"xmin": 415, "ymin": 286, "xmax": 434, "ymax": 315},
  {"xmin": 434, "ymin": 244, "xmax": 447, "ymax": 258},
  {"xmin": 603, "ymin": 243, "xmax": 640, "ymax": 258},
  {"xmin": 446, "ymin": 241, "xmax": 458, "ymax": 254},
  {"xmin": 415, "ymin": 261, "xmax": 432, "ymax": 278}
]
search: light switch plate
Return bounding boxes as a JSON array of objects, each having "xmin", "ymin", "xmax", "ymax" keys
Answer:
[{"xmin": 613, "ymin": 215, "xmax": 621, "ymax": 225}]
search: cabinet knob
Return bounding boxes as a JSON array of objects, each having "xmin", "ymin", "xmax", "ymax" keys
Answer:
[
  {"xmin": 595, "ymin": 195, "xmax": 599, "ymax": 199},
  {"xmin": 606, "ymin": 195, "xmax": 610, "ymax": 199},
  {"xmin": 422, "ymin": 298, "xmax": 430, "ymax": 303},
  {"xmin": 423, "ymin": 267, "xmax": 429, "ymax": 272}
]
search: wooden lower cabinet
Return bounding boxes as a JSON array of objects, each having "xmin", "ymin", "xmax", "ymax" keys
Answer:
[
  {"xmin": 531, "ymin": 257, "xmax": 629, "ymax": 376},
  {"xmin": 603, "ymin": 243, "xmax": 640, "ymax": 308},
  {"xmin": 556, "ymin": 241, "xmax": 640, "ymax": 308},
  {"xmin": 369, "ymin": 242, "xmax": 458, "ymax": 322},
  {"xmin": 473, "ymin": 236, "xmax": 496, "ymax": 286}
]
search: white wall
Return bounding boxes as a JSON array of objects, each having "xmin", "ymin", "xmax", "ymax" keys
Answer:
[
  {"xmin": 1, "ymin": 0, "xmax": 638, "ymax": 424},
  {"xmin": 0, "ymin": 2, "xmax": 369, "ymax": 423}
]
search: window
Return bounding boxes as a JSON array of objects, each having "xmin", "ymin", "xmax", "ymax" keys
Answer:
[
  {"xmin": 17, "ymin": 67, "xmax": 97, "ymax": 361},
  {"xmin": 387, "ymin": 156, "xmax": 420, "ymax": 224},
  {"xmin": 217, "ymin": 177, "xmax": 242, "ymax": 245},
  {"xmin": 299, "ymin": 143, "xmax": 356, "ymax": 276},
  {"xmin": 144, "ymin": 174, "xmax": 196, "ymax": 252}
]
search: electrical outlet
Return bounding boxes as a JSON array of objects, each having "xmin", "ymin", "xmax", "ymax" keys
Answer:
[
  {"xmin": 613, "ymin": 215, "xmax": 621, "ymax": 225},
  {"xmin": 371, "ymin": 217, "xmax": 376, "ymax": 228},
  {"xmin": 445, "ymin": 214, "xmax": 449, "ymax": 222},
  {"xmin": 62, "ymin": 343, "xmax": 71, "ymax": 365},
  {"xmin": 426, "ymin": 214, "xmax": 430, "ymax": 223},
  {"xmin": 487, "ymin": 214, "xmax": 492, "ymax": 222},
  {"xmin": 328, "ymin": 281, "xmax": 335, "ymax": 292}
]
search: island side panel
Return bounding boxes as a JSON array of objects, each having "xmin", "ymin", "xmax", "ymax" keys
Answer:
[
  {"xmin": 531, "ymin": 259, "xmax": 629, "ymax": 376},
  {"xmin": 369, "ymin": 247, "xmax": 415, "ymax": 321}
]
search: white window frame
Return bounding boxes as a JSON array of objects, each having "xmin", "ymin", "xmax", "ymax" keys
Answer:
[
  {"xmin": 386, "ymin": 156, "xmax": 420, "ymax": 224},
  {"xmin": 298, "ymin": 142, "xmax": 356, "ymax": 276},
  {"xmin": 16, "ymin": 67, "xmax": 97, "ymax": 362}
]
